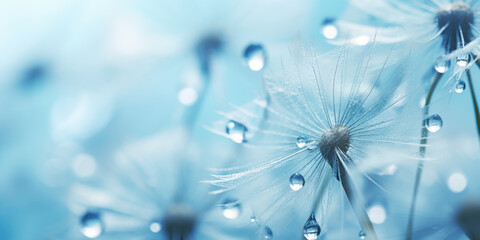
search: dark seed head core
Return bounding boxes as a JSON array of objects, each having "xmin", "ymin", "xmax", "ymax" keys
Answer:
[
  {"xmin": 163, "ymin": 203, "xmax": 196, "ymax": 240},
  {"xmin": 319, "ymin": 125, "xmax": 351, "ymax": 165},
  {"xmin": 436, "ymin": 2, "xmax": 474, "ymax": 53}
]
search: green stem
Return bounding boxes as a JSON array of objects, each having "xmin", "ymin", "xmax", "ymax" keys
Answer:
[
  {"xmin": 469, "ymin": 65, "xmax": 480, "ymax": 140},
  {"xmin": 405, "ymin": 72, "xmax": 443, "ymax": 240},
  {"xmin": 339, "ymin": 164, "xmax": 378, "ymax": 240}
]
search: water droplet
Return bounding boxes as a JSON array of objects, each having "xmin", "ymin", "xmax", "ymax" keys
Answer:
[
  {"xmin": 221, "ymin": 198, "xmax": 242, "ymax": 219},
  {"xmin": 289, "ymin": 173, "xmax": 305, "ymax": 191},
  {"xmin": 243, "ymin": 44, "xmax": 266, "ymax": 71},
  {"xmin": 321, "ymin": 18, "xmax": 338, "ymax": 39},
  {"xmin": 250, "ymin": 216, "xmax": 257, "ymax": 223},
  {"xmin": 425, "ymin": 114, "xmax": 443, "ymax": 132},
  {"xmin": 434, "ymin": 58, "xmax": 449, "ymax": 73},
  {"xmin": 296, "ymin": 136, "xmax": 307, "ymax": 148},
  {"xmin": 80, "ymin": 211, "xmax": 104, "ymax": 238},
  {"xmin": 456, "ymin": 53, "xmax": 470, "ymax": 67},
  {"xmin": 296, "ymin": 136, "xmax": 317, "ymax": 149},
  {"xmin": 455, "ymin": 80, "xmax": 466, "ymax": 93},
  {"xmin": 149, "ymin": 221, "xmax": 162, "ymax": 233},
  {"xmin": 226, "ymin": 120, "xmax": 247, "ymax": 143},
  {"xmin": 263, "ymin": 226, "xmax": 273, "ymax": 239},
  {"xmin": 359, "ymin": 230, "xmax": 367, "ymax": 239},
  {"xmin": 303, "ymin": 213, "xmax": 321, "ymax": 240}
]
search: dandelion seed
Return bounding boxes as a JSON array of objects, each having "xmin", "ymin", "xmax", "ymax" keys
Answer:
[{"xmin": 208, "ymin": 45, "xmax": 416, "ymax": 238}]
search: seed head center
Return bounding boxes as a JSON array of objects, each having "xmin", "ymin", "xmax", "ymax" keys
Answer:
[
  {"xmin": 436, "ymin": 2, "xmax": 474, "ymax": 52},
  {"xmin": 163, "ymin": 203, "xmax": 196, "ymax": 238},
  {"xmin": 319, "ymin": 125, "xmax": 351, "ymax": 162}
]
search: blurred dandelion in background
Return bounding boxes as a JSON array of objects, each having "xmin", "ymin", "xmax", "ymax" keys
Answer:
[{"xmin": 1, "ymin": 0, "xmax": 480, "ymax": 240}]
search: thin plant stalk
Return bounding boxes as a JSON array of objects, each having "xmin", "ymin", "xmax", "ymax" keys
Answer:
[
  {"xmin": 405, "ymin": 72, "xmax": 443, "ymax": 240},
  {"xmin": 468, "ymin": 62, "xmax": 480, "ymax": 139},
  {"xmin": 339, "ymin": 163, "xmax": 378, "ymax": 240}
]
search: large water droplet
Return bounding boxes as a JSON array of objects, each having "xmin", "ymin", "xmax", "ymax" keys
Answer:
[
  {"xmin": 263, "ymin": 226, "xmax": 273, "ymax": 239},
  {"xmin": 303, "ymin": 213, "xmax": 321, "ymax": 240},
  {"xmin": 80, "ymin": 211, "xmax": 104, "ymax": 238},
  {"xmin": 226, "ymin": 120, "xmax": 247, "ymax": 143},
  {"xmin": 455, "ymin": 80, "xmax": 466, "ymax": 93},
  {"xmin": 321, "ymin": 18, "xmax": 338, "ymax": 39},
  {"xmin": 456, "ymin": 53, "xmax": 470, "ymax": 67},
  {"xmin": 425, "ymin": 114, "xmax": 443, "ymax": 132},
  {"xmin": 359, "ymin": 230, "xmax": 367, "ymax": 239},
  {"xmin": 434, "ymin": 58, "xmax": 449, "ymax": 73},
  {"xmin": 221, "ymin": 198, "xmax": 242, "ymax": 219},
  {"xmin": 243, "ymin": 44, "xmax": 266, "ymax": 71},
  {"xmin": 289, "ymin": 173, "xmax": 305, "ymax": 191},
  {"xmin": 149, "ymin": 220, "xmax": 162, "ymax": 233}
]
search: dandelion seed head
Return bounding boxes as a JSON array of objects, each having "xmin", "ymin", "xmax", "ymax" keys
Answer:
[
  {"xmin": 436, "ymin": 2, "xmax": 474, "ymax": 52},
  {"xmin": 319, "ymin": 125, "xmax": 351, "ymax": 176},
  {"xmin": 163, "ymin": 203, "xmax": 197, "ymax": 238}
]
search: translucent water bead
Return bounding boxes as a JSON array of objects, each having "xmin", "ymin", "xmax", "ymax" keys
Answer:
[
  {"xmin": 359, "ymin": 230, "xmax": 367, "ymax": 239},
  {"xmin": 425, "ymin": 114, "xmax": 443, "ymax": 133},
  {"xmin": 263, "ymin": 226, "xmax": 273, "ymax": 239},
  {"xmin": 456, "ymin": 53, "xmax": 470, "ymax": 67},
  {"xmin": 321, "ymin": 18, "xmax": 338, "ymax": 39},
  {"xmin": 221, "ymin": 198, "xmax": 241, "ymax": 219},
  {"xmin": 303, "ymin": 213, "xmax": 321, "ymax": 240},
  {"xmin": 243, "ymin": 44, "xmax": 266, "ymax": 71},
  {"xmin": 434, "ymin": 58, "xmax": 449, "ymax": 73},
  {"xmin": 455, "ymin": 80, "xmax": 466, "ymax": 93},
  {"xmin": 289, "ymin": 173, "xmax": 305, "ymax": 191},
  {"xmin": 226, "ymin": 120, "xmax": 247, "ymax": 143},
  {"xmin": 80, "ymin": 211, "xmax": 104, "ymax": 238}
]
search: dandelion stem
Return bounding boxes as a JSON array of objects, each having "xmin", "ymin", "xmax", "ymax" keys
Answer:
[
  {"xmin": 339, "ymin": 163, "xmax": 378, "ymax": 240},
  {"xmin": 469, "ymin": 65, "xmax": 480, "ymax": 140},
  {"xmin": 405, "ymin": 72, "xmax": 443, "ymax": 240}
]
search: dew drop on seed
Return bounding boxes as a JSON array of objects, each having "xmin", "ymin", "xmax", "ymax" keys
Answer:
[
  {"xmin": 263, "ymin": 226, "xmax": 273, "ymax": 239},
  {"xmin": 221, "ymin": 198, "xmax": 241, "ymax": 219},
  {"xmin": 321, "ymin": 18, "xmax": 338, "ymax": 39},
  {"xmin": 289, "ymin": 173, "xmax": 305, "ymax": 191},
  {"xmin": 425, "ymin": 114, "xmax": 443, "ymax": 132},
  {"xmin": 80, "ymin": 211, "xmax": 104, "ymax": 238},
  {"xmin": 243, "ymin": 44, "xmax": 266, "ymax": 71},
  {"xmin": 456, "ymin": 53, "xmax": 470, "ymax": 67},
  {"xmin": 226, "ymin": 120, "xmax": 247, "ymax": 143},
  {"xmin": 434, "ymin": 58, "xmax": 449, "ymax": 73},
  {"xmin": 455, "ymin": 80, "xmax": 466, "ymax": 93},
  {"xmin": 296, "ymin": 136, "xmax": 307, "ymax": 148},
  {"xmin": 303, "ymin": 213, "xmax": 321, "ymax": 240},
  {"xmin": 149, "ymin": 221, "xmax": 162, "ymax": 233},
  {"xmin": 359, "ymin": 230, "xmax": 367, "ymax": 239}
]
